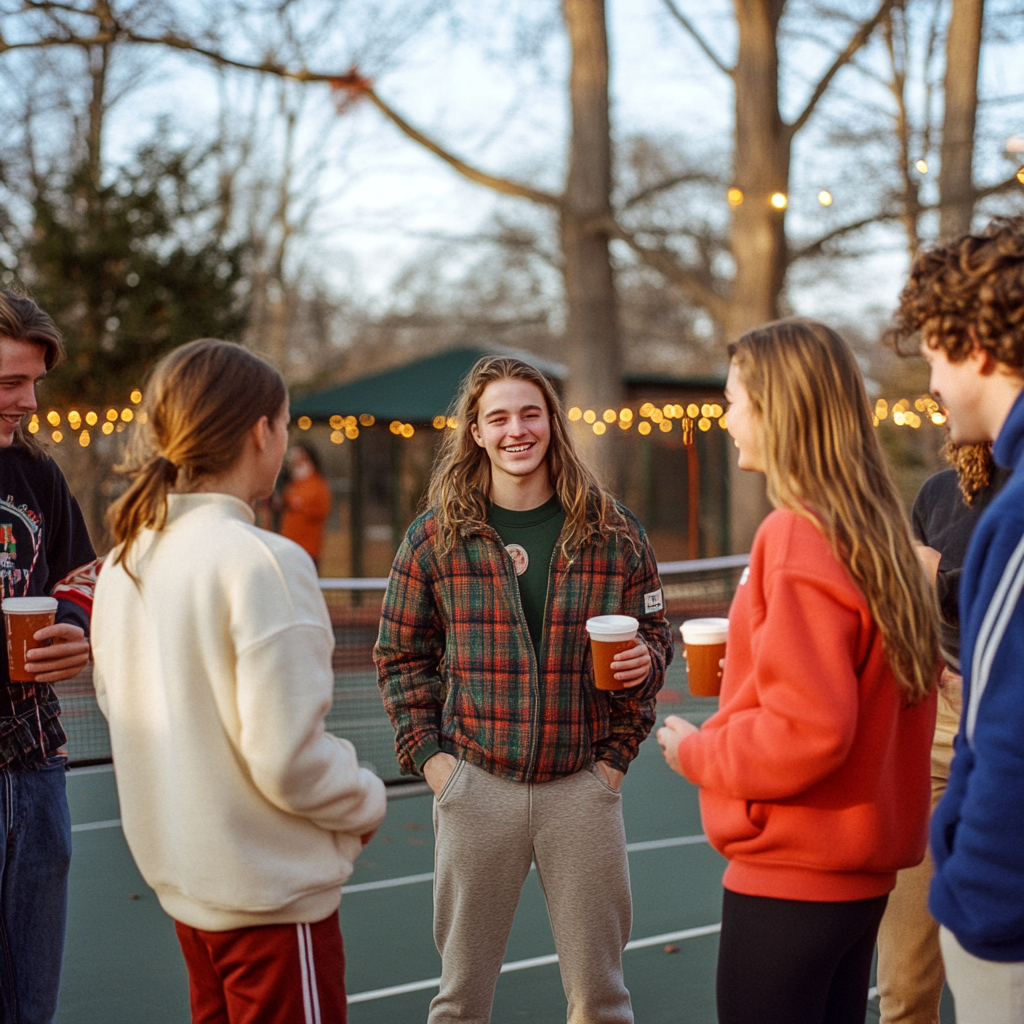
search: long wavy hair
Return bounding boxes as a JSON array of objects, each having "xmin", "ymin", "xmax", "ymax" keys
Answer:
[
  {"xmin": 730, "ymin": 318, "xmax": 939, "ymax": 703},
  {"xmin": 107, "ymin": 339, "xmax": 286, "ymax": 578},
  {"xmin": 426, "ymin": 356, "xmax": 629, "ymax": 554}
]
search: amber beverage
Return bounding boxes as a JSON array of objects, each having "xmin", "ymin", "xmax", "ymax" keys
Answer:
[
  {"xmin": 681, "ymin": 618, "xmax": 729, "ymax": 697},
  {"xmin": 3, "ymin": 597, "xmax": 57, "ymax": 683},
  {"xmin": 586, "ymin": 615, "xmax": 639, "ymax": 694}
]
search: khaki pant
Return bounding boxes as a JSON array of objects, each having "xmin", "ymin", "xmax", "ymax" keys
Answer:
[
  {"xmin": 940, "ymin": 927, "xmax": 1024, "ymax": 1024},
  {"xmin": 876, "ymin": 690, "xmax": 959, "ymax": 1024},
  {"xmin": 428, "ymin": 761, "xmax": 634, "ymax": 1024}
]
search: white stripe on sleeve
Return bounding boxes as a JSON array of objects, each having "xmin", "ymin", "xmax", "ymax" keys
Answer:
[{"xmin": 967, "ymin": 533, "xmax": 1024, "ymax": 745}]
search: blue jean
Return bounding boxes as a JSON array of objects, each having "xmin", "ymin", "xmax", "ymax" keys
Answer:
[{"xmin": 0, "ymin": 757, "xmax": 72, "ymax": 1024}]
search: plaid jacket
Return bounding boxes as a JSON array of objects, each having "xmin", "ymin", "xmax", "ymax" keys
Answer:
[{"xmin": 374, "ymin": 504, "xmax": 673, "ymax": 783}]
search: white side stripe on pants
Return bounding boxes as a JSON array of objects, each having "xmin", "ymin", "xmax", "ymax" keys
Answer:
[{"xmin": 296, "ymin": 923, "xmax": 322, "ymax": 1024}]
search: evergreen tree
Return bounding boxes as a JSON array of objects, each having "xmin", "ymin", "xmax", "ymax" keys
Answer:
[{"xmin": 12, "ymin": 135, "xmax": 248, "ymax": 407}]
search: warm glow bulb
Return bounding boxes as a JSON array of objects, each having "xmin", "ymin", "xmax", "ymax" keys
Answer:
[
  {"xmin": 916, "ymin": 159, "xmax": 929, "ymax": 173},
  {"xmin": 818, "ymin": 190, "xmax": 833, "ymax": 206},
  {"xmin": 770, "ymin": 192, "xmax": 788, "ymax": 209},
  {"xmin": 727, "ymin": 188, "xmax": 744, "ymax": 206}
]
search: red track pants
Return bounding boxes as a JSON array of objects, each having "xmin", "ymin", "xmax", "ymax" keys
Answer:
[{"xmin": 175, "ymin": 914, "xmax": 347, "ymax": 1024}]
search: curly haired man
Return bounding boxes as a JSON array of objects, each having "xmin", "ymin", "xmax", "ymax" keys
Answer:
[{"xmin": 889, "ymin": 215, "xmax": 1024, "ymax": 1024}]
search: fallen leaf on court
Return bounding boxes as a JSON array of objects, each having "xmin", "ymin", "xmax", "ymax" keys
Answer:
[
  {"xmin": 128, "ymin": 894, "xmax": 140, "ymax": 900},
  {"xmin": 664, "ymin": 944, "xmax": 679, "ymax": 954}
]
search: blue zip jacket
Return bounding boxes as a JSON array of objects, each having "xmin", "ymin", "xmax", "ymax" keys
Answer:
[{"xmin": 930, "ymin": 387, "xmax": 1024, "ymax": 962}]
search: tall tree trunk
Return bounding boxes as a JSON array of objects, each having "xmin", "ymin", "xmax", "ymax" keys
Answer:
[
  {"xmin": 561, "ymin": 0, "xmax": 621, "ymax": 488},
  {"xmin": 725, "ymin": 0, "xmax": 785, "ymax": 552},
  {"xmin": 939, "ymin": 0, "xmax": 984, "ymax": 239},
  {"xmin": 86, "ymin": 43, "xmax": 109, "ymax": 198}
]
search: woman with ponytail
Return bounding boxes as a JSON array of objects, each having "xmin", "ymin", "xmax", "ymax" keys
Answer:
[
  {"xmin": 92, "ymin": 339, "xmax": 385, "ymax": 1024},
  {"xmin": 657, "ymin": 319, "xmax": 940, "ymax": 1024}
]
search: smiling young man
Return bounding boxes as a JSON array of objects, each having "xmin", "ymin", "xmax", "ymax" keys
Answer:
[
  {"xmin": 890, "ymin": 216, "xmax": 1024, "ymax": 1024},
  {"xmin": 0, "ymin": 290, "xmax": 95, "ymax": 1024},
  {"xmin": 375, "ymin": 356, "xmax": 672, "ymax": 1024}
]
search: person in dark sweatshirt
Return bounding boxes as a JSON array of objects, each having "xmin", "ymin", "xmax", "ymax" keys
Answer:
[
  {"xmin": 890, "ymin": 215, "xmax": 1024, "ymax": 1024},
  {"xmin": 0, "ymin": 290, "xmax": 95, "ymax": 1024},
  {"xmin": 875, "ymin": 442, "xmax": 1008, "ymax": 1024}
]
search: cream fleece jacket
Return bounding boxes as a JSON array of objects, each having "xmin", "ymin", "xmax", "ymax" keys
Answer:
[{"xmin": 92, "ymin": 493, "xmax": 387, "ymax": 931}]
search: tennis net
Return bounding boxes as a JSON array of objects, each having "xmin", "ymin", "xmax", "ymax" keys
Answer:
[{"xmin": 55, "ymin": 554, "xmax": 747, "ymax": 777}]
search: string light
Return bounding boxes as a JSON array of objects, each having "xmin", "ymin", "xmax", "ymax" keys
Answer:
[
  {"xmin": 770, "ymin": 192, "xmax": 788, "ymax": 209},
  {"xmin": 85, "ymin": 411, "xmax": 98, "ymax": 426},
  {"xmin": 915, "ymin": 159, "xmax": 929, "ymax": 173},
  {"xmin": 727, "ymin": 188, "xmax": 743, "ymax": 206},
  {"xmin": 593, "ymin": 422, "xmax": 606, "ymax": 435},
  {"xmin": 130, "ymin": 389, "xmax": 142, "ymax": 404},
  {"xmin": 432, "ymin": 415, "xmax": 447, "ymax": 429},
  {"xmin": 583, "ymin": 410, "xmax": 596, "ymax": 424},
  {"xmin": 818, "ymin": 190, "xmax": 833, "ymax": 206},
  {"xmin": 1017, "ymin": 167, "xmax": 1024, "ymax": 185},
  {"xmin": 47, "ymin": 411, "xmax": 60, "ymax": 426},
  {"xmin": 602, "ymin": 409, "xmax": 617, "ymax": 423},
  {"xmin": 297, "ymin": 416, "xmax": 312, "ymax": 430},
  {"xmin": 638, "ymin": 422, "xmax": 652, "ymax": 435},
  {"xmin": 121, "ymin": 409, "xmax": 133, "ymax": 422},
  {"xmin": 359, "ymin": 414, "xmax": 375, "ymax": 426},
  {"xmin": 79, "ymin": 431, "xmax": 90, "ymax": 448},
  {"xmin": 568, "ymin": 407, "xmax": 582, "ymax": 421},
  {"xmin": 330, "ymin": 430, "xmax": 345, "ymax": 444}
]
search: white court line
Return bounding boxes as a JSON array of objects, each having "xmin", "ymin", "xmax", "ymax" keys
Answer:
[
  {"xmin": 71, "ymin": 818, "xmax": 121, "ymax": 832},
  {"xmin": 68, "ymin": 820, "xmax": 708, "ymax": 885},
  {"xmin": 341, "ymin": 834, "xmax": 708, "ymax": 894},
  {"xmin": 346, "ymin": 923, "xmax": 722, "ymax": 1004}
]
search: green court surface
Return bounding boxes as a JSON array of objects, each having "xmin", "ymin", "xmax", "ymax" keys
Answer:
[{"xmin": 59, "ymin": 707, "xmax": 954, "ymax": 1023}]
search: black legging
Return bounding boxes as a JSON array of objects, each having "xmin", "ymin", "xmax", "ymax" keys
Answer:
[{"xmin": 716, "ymin": 888, "xmax": 888, "ymax": 1024}]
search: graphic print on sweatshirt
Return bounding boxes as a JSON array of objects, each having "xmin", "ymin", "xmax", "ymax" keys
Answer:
[{"xmin": 0, "ymin": 495, "xmax": 43, "ymax": 597}]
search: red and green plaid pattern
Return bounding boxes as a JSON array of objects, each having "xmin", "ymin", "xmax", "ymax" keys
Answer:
[{"xmin": 374, "ymin": 506, "xmax": 673, "ymax": 783}]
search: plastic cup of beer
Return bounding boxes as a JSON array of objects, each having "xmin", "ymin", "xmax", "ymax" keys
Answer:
[
  {"xmin": 586, "ymin": 615, "xmax": 639, "ymax": 695},
  {"xmin": 3, "ymin": 597, "xmax": 57, "ymax": 683},
  {"xmin": 681, "ymin": 618, "xmax": 728, "ymax": 697}
]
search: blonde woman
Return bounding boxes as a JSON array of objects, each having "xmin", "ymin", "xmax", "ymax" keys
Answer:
[
  {"xmin": 658, "ymin": 319, "xmax": 939, "ymax": 1024},
  {"xmin": 92, "ymin": 339, "xmax": 385, "ymax": 1024}
]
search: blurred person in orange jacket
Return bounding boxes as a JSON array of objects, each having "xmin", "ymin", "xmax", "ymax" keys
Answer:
[{"xmin": 280, "ymin": 443, "xmax": 331, "ymax": 570}]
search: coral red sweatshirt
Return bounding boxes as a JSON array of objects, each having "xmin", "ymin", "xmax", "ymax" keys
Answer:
[{"xmin": 678, "ymin": 509, "xmax": 936, "ymax": 902}]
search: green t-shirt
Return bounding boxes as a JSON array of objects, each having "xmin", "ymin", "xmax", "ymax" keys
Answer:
[{"xmin": 488, "ymin": 495, "xmax": 566, "ymax": 661}]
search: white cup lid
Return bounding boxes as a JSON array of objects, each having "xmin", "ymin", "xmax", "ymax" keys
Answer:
[
  {"xmin": 680, "ymin": 617, "xmax": 729, "ymax": 644},
  {"xmin": 586, "ymin": 615, "xmax": 639, "ymax": 641},
  {"xmin": 2, "ymin": 597, "xmax": 58, "ymax": 613}
]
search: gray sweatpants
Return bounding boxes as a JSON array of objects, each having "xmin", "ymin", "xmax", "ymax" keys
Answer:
[{"xmin": 428, "ymin": 760, "xmax": 633, "ymax": 1024}]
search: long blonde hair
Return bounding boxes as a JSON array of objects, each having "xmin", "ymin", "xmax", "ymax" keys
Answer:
[
  {"xmin": 426, "ymin": 356, "xmax": 629, "ymax": 554},
  {"xmin": 107, "ymin": 339, "xmax": 286, "ymax": 574},
  {"xmin": 730, "ymin": 318, "xmax": 939, "ymax": 703}
]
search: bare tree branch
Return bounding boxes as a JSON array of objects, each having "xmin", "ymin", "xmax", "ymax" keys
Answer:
[
  {"xmin": 659, "ymin": 0, "xmax": 734, "ymax": 78},
  {"xmin": 787, "ymin": 0, "xmax": 894, "ymax": 139},
  {"xmin": 620, "ymin": 170, "xmax": 721, "ymax": 210},
  {"xmin": 604, "ymin": 217, "xmax": 730, "ymax": 324},
  {"xmin": 788, "ymin": 172, "xmax": 1023, "ymax": 264},
  {"xmin": 0, "ymin": 23, "xmax": 562, "ymax": 208},
  {"xmin": 360, "ymin": 89, "xmax": 560, "ymax": 208}
]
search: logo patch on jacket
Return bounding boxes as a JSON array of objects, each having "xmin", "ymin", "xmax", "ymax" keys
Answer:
[{"xmin": 644, "ymin": 589, "xmax": 664, "ymax": 613}]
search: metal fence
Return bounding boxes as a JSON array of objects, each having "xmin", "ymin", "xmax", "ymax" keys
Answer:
[{"xmin": 54, "ymin": 554, "xmax": 749, "ymax": 777}]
